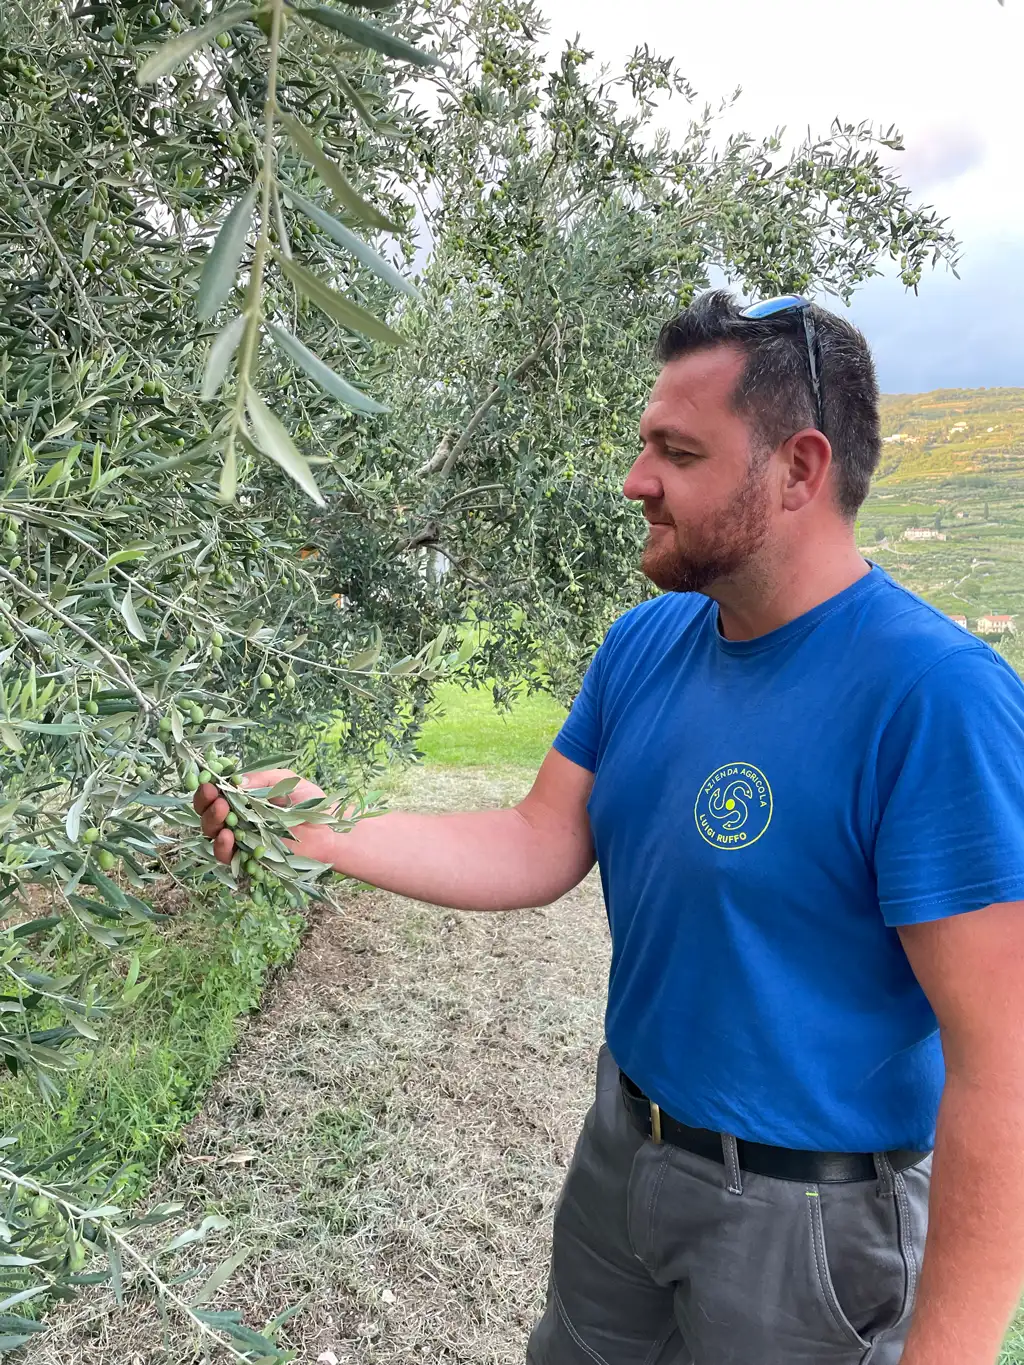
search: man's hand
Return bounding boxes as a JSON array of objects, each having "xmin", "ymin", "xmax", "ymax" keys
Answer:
[{"xmin": 193, "ymin": 768, "xmax": 326, "ymax": 865}]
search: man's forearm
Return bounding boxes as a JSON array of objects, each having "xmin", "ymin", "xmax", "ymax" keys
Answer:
[
  {"xmin": 300, "ymin": 805, "xmax": 594, "ymax": 912},
  {"xmin": 900, "ymin": 1070, "xmax": 1024, "ymax": 1365}
]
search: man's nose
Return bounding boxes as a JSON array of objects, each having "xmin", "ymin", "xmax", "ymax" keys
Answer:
[{"xmin": 623, "ymin": 450, "xmax": 662, "ymax": 502}]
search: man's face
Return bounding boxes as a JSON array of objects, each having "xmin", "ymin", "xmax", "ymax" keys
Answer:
[{"xmin": 623, "ymin": 345, "xmax": 773, "ymax": 595}]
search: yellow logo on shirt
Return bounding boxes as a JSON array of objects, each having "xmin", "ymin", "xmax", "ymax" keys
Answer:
[{"xmin": 694, "ymin": 763, "xmax": 773, "ymax": 850}]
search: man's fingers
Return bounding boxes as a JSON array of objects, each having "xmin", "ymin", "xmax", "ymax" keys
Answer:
[
  {"xmin": 213, "ymin": 828, "xmax": 235, "ymax": 865},
  {"xmin": 193, "ymin": 782, "xmax": 220, "ymax": 816},
  {"xmin": 201, "ymin": 796, "xmax": 230, "ymax": 839},
  {"xmin": 241, "ymin": 769, "xmax": 295, "ymax": 792}
]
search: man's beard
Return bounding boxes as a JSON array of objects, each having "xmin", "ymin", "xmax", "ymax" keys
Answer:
[{"xmin": 640, "ymin": 462, "xmax": 771, "ymax": 595}]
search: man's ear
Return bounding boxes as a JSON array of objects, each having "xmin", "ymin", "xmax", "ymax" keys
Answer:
[{"xmin": 779, "ymin": 428, "xmax": 833, "ymax": 512}]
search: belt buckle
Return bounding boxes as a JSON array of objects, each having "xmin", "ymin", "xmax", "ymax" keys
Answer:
[{"xmin": 649, "ymin": 1100, "xmax": 662, "ymax": 1145}]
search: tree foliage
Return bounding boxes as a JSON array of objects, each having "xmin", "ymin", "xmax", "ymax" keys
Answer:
[
  {"xmin": 0, "ymin": 0, "xmax": 957, "ymax": 1345},
  {"xmin": 355, "ymin": 0, "xmax": 958, "ymax": 694}
]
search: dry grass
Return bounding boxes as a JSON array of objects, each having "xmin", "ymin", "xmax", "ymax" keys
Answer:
[{"xmin": 27, "ymin": 767, "xmax": 609, "ymax": 1365}]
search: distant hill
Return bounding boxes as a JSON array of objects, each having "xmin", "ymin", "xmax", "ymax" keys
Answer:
[
  {"xmin": 877, "ymin": 388, "xmax": 1024, "ymax": 481},
  {"xmin": 859, "ymin": 388, "xmax": 1024, "ymax": 638}
]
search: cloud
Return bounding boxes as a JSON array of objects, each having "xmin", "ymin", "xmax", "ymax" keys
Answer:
[
  {"xmin": 885, "ymin": 124, "xmax": 987, "ymax": 192},
  {"xmin": 841, "ymin": 233, "xmax": 1024, "ymax": 392}
]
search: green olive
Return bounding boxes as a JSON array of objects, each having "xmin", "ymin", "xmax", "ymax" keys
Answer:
[
  {"xmin": 185, "ymin": 635, "xmax": 197, "ymax": 650},
  {"xmin": 284, "ymin": 674, "xmax": 296, "ymax": 691},
  {"xmin": 68, "ymin": 1239, "xmax": 88, "ymax": 1271},
  {"xmin": 158, "ymin": 715, "xmax": 172, "ymax": 733},
  {"xmin": 197, "ymin": 768, "xmax": 212, "ymax": 785},
  {"xmin": 3, "ymin": 528, "xmax": 17, "ymax": 547},
  {"xmin": 97, "ymin": 849, "xmax": 116, "ymax": 872},
  {"xmin": 190, "ymin": 705, "xmax": 204, "ymax": 725},
  {"xmin": 185, "ymin": 772, "xmax": 199, "ymax": 792},
  {"xmin": 209, "ymin": 759, "xmax": 224, "ymax": 775},
  {"xmin": 259, "ymin": 673, "xmax": 273, "ymax": 690},
  {"xmin": 224, "ymin": 812, "xmax": 238, "ymax": 828},
  {"xmin": 211, "ymin": 631, "xmax": 223, "ymax": 648},
  {"xmin": 30, "ymin": 1195, "xmax": 50, "ymax": 1218},
  {"xmin": 245, "ymin": 858, "xmax": 259, "ymax": 876},
  {"xmin": 252, "ymin": 843, "xmax": 267, "ymax": 859},
  {"xmin": 83, "ymin": 827, "xmax": 100, "ymax": 844},
  {"xmin": 85, "ymin": 700, "xmax": 98, "ymax": 715}
]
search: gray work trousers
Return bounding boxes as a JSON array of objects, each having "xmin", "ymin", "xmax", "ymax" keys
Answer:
[{"xmin": 527, "ymin": 1047, "xmax": 931, "ymax": 1365}]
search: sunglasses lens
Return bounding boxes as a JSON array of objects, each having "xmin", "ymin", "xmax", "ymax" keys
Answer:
[{"xmin": 740, "ymin": 294, "xmax": 810, "ymax": 320}]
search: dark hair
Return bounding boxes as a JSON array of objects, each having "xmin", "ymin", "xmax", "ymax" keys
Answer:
[{"xmin": 654, "ymin": 289, "xmax": 880, "ymax": 518}]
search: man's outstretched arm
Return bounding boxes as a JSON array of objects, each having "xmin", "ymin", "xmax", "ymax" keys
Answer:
[
  {"xmin": 193, "ymin": 747, "xmax": 596, "ymax": 913},
  {"xmin": 898, "ymin": 901, "xmax": 1024, "ymax": 1365}
]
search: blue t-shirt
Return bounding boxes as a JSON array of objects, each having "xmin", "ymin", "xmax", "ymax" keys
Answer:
[{"xmin": 554, "ymin": 565, "xmax": 1024, "ymax": 1152}]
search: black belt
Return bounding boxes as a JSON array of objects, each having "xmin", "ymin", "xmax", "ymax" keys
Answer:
[{"xmin": 620, "ymin": 1072, "xmax": 930, "ymax": 1184}]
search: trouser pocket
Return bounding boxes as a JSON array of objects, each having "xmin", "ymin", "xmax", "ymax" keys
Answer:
[{"xmin": 808, "ymin": 1159, "xmax": 929, "ymax": 1350}]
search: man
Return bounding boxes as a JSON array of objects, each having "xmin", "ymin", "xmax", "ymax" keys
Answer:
[{"xmin": 196, "ymin": 290, "xmax": 1024, "ymax": 1364}]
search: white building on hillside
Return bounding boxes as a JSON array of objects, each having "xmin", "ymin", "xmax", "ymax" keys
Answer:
[
  {"xmin": 977, "ymin": 614, "xmax": 1016, "ymax": 635},
  {"xmin": 904, "ymin": 528, "xmax": 946, "ymax": 542}
]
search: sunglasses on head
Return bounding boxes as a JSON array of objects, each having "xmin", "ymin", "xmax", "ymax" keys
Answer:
[{"xmin": 739, "ymin": 294, "xmax": 825, "ymax": 437}]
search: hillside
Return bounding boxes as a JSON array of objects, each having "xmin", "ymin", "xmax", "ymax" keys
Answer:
[
  {"xmin": 857, "ymin": 388, "xmax": 1024, "ymax": 627},
  {"xmin": 876, "ymin": 388, "xmax": 1024, "ymax": 481}
]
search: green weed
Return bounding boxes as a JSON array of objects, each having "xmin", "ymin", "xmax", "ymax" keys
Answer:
[{"xmin": 0, "ymin": 891, "xmax": 304, "ymax": 1199}]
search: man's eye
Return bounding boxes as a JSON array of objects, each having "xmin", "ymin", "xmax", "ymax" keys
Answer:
[{"xmin": 666, "ymin": 449, "xmax": 696, "ymax": 461}]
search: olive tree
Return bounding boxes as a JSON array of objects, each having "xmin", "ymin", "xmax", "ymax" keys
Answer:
[
  {"xmin": 346, "ymin": 0, "xmax": 958, "ymax": 697},
  {"xmin": 0, "ymin": 0, "xmax": 448, "ymax": 1352},
  {"xmin": 0, "ymin": 0, "xmax": 957, "ymax": 1348}
]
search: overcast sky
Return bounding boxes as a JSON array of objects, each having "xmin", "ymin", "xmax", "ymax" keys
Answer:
[{"xmin": 538, "ymin": 0, "xmax": 1024, "ymax": 393}]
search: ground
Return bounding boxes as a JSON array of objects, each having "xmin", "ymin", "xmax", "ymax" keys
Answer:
[{"xmin": 28, "ymin": 764, "xmax": 610, "ymax": 1364}]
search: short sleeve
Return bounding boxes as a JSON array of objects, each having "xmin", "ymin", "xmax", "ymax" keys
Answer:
[
  {"xmin": 552, "ymin": 640, "xmax": 610, "ymax": 773},
  {"xmin": 875, "ymin": 647, "xmax": 1024, "ymax": 926}
]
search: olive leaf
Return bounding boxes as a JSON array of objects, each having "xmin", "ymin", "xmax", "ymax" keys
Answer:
[
  {"xmin": 266, "ymin": 321, "xmax": 387, "ymax": 413},
  {"xmin": 197, "ymin": 185, "xmax": 259, "ymax": 321},
  {"xmin": 283, "ymin": 186, "xmax": 423, "ymax": 303},
  {"xmin": 200, "ymin": 314, "xmax": 248, "ymax": 402},
  {"xmin": 276, "ymin": 254, "xmax": 405, "ymax": 347},
  {"xmin": 119, "ymin": 585, "xmax": 149, "ymax": 643},
  {"xmin": 295, "ymin": 6, "xmax": 438, "ymax": 67},
  {"xmin": 245, "ymin": 388, "xmax": 325, "ymax": 506},
  {"xmin": 276, "ymin": 110, "xmax": 398, "ymax": 233}
]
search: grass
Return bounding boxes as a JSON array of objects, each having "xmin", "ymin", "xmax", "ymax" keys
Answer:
[
  {"xmin": 1005, "ymin": 1321, "xmax": 1024, "ymax": 1365},
  {"xmin": 0, "ymin": 884, "xmax": 304, "ymax": 1201},
  {"xmin": 415, "ymin": 681, "xmax": 566, "ymax": 769}
]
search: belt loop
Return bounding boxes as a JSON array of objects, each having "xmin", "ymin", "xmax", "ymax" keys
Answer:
[
  {"xmin": 874, "ymin": 1150, "xmax": 896, "ymax": 1199},
  {"xmin": 722, "ymin": 1133, "xmax": 743, "ymax": 1195}
]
